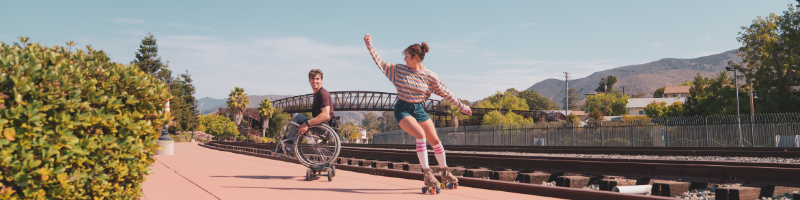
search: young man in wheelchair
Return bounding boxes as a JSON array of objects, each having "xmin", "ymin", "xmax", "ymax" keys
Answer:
[{"xmin": 280, "ymin": 69, "xmax": 336, "ymax": 153}]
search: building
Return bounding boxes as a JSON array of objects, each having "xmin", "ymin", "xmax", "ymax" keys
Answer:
[
  {"xmin": 626, "ymin": 97, "xmax": 686, "ymax": 116},
  {"xmin": 663, "ymin": 86, "xmax": 691, "ymax": 98}
]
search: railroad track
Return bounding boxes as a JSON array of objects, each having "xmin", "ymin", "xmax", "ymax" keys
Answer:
[
  {"xmin": 204, "ymin": 141, "xmax": 800, "ymax": 199},
  {"xmin": 342, "ymin": 144, "xmax": 800, "ymax": 158}
]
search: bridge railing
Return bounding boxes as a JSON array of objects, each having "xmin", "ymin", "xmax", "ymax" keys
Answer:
[{"xmin": 372, "ymin": 113, "xmax": 800, "ymax": 147}]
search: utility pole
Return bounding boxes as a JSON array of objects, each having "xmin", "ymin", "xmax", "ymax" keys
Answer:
[
  {"xmin": 564, "ymin": 72, "xmax": 570, "ymax": 115},
  {"xmin": 726, "ymin": 65, "xmax": 743, "ymax": 147},
  {"xmin": 604, "ymin": 78, "xmax": 608, "ymax": 116}
]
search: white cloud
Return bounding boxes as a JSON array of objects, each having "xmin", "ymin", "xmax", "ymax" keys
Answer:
[
  {"xmin": 167, "ymin": 22, "xmax": 212, "ymax": 30},
  {"xmin": 690, "ymin": 51, "xmax": 721, "ymax": 57},
  {"xmin": 108, "ymin": 18, "xmax": 146, "ymax": 24},
  {"xmin": 520, "ymin": 22, "xmax": 537, "ymax": 27},
  {"xmin": 652, "ymin": 43, "xmax": 664, "ymax": 48}
]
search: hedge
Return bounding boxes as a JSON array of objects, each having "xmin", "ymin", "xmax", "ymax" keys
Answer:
[{"xmin": 0, "ymin": 41, "xmax": 170, "ymax": 199}]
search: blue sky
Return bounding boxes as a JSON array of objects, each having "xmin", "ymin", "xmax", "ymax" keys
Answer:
[{"xmin": 1, "ymin": 0, "xmax": 795, "ymax": 102}]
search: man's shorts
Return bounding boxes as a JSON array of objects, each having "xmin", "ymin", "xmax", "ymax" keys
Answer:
[{"xmin": 394, "ymin": 100, "xmax": 431, "ymax": 123}]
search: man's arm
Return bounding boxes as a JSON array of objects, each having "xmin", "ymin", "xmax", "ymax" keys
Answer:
[{"xmin": 298, "ymin": 106, "xmax": 331, "ymax": 133}]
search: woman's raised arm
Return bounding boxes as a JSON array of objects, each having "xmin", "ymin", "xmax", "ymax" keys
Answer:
[{"xmin": 365, "ymin": 34, "xmax": 396, "ymax": 81}]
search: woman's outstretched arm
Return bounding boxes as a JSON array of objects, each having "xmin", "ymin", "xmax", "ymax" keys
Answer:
[
  {"xmin": 364, "ymin": 34, "xmax": 396, "ymax": 81},
  {"xmin": 429, "ymin": 73, "xmax": 473, "ymax": 115}
]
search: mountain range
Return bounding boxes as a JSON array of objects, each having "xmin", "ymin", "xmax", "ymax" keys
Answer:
[{"xmin": 526, "ymin": 50, "xmax": 743, "ymax": 105}]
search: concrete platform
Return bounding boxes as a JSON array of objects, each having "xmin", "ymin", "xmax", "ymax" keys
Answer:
[{"xmin": 142, "ymin": 143, "xmax": 564, "ymax": 200}]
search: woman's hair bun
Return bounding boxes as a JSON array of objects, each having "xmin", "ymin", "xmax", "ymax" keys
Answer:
[{"xmin": 420, "ymin": 42, "xmax": 429, "ymax": 53}]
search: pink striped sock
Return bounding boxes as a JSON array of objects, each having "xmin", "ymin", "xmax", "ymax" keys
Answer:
[
  {"xmin": 416, "ymin": 139, "xmax": 429, "ymax": 169},
  {"xmin": 432, "ymin": 143, "xmax": 447, "ymax": 167}
]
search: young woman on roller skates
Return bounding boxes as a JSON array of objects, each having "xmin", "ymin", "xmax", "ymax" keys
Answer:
[{"xmin": 364, "ymin": 34, "xmax": 471, "ymax": 195}]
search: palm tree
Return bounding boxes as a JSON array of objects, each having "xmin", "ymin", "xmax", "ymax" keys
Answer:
[
  {"xmin": 257, "ymin": 98, "xmax": 275, "ymax": 137},
  {"xmin": 448, "ymin": 105, "xmax": 463, "ymax": 130},
  {"xmin": 226, "ymin": 87, "xmax": 250, "ymax": 127}
]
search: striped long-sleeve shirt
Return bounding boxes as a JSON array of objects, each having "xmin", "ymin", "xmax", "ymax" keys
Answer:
[{"xmin": 366, "ymin": 42, "xmax": 467, "ymax": 111}]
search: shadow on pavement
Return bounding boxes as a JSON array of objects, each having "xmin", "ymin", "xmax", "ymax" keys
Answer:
[
  {"xmin": 211, "ymin": 175, "xmax": 297, "ymax": 180},
  {"xmin": 222, "ymin": 186, "xmax": 415, "ymax": 194}
]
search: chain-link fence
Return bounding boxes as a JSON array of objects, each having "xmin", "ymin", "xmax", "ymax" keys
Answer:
[{"xmin": 372, "ymin": 113, "xmax": 800, "ymax": 147}]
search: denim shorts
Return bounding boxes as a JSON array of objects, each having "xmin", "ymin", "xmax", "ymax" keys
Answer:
[{"xmin": 394, "ymin": 100, "xmax": 431, "ymax": 123}]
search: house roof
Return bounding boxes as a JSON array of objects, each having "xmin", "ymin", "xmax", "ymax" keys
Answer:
[
  {"xmin": 663, "ymin": 86, "xmax": 691, "ymax": 94},
  {"xmin": 571, "ymin": 111, "xmax": 587, "ymax": 116},
  {"xmin": 626, "ymin": 97, "xmax": 686, "ymax": 109}
]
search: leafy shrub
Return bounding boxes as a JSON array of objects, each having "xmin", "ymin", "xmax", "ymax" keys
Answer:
[
  {"xmin": 196, "ymin": 114, "xmax": 238, "ymax": 138},
  {"xmin": 0, "ymin": 40, "xmax": 170, "ymax": 199},
  {"xmin": 261, "ymin": 137, "xmax": 275, "ymax": 143}
]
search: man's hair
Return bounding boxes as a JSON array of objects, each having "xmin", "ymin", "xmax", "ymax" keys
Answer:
[{"xmin": 309, "ymin": 69, "xmax": 323, "ymax": 79}]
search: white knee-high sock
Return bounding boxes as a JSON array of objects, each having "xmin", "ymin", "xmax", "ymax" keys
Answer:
[
  {"xmin": 416, "ymin": 139, "xmax": 430, "ymax": 169},
  {"xmin": 432, "ymin": 143, "xmax": 447, "ymax": 167}
]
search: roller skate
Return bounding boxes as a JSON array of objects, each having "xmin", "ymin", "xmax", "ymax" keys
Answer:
[
  {"xmin": 420, "ymin": 168, "xmax": 441, "ymax": 195},
  {"xmin": 440, "ymin": 167, "xmax": 459, "ymax": 189}
]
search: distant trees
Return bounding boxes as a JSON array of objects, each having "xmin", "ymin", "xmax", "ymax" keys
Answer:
[
  {"xmin": 563, "ymin": 87, "xmax": 579, "ymax": 110},
  {"xmin": 595, "ymin": 76, "xmax": 618, "ymax": 93},
  {"xmin": 132, "ymin": 33, "xmax": 171, "ymax": 83},
  {"xmin": 683, "ymin": 72, "xmax": 750, "ymax": 116},
  {"xmin": 377, "ymin": 111, "xmax": 401, "ymax": 132},
  {"xmin": 584, "ymin": 91, "xmax": 629, "ymax": 116},
  {"xmin": 482, "ymin": 111, "xmax": 534, "ymax": 125},
  {"xmin": 518, "ymin": 90, "xmax": 559, "ymax": 110},
  {"xmin": 653, "ymin": 87, "xmax": 666, "ymax": 98},
  {"xmin": 474, "ymin": 91, "xmax": 529, "ymax": 110},
  {"xmin": 643, "ymin": 101, "xmax": 685, "ymax": 118},
  {"xmin": 266, "ymin": 109, "xmax": 291, "ymax": 138}
]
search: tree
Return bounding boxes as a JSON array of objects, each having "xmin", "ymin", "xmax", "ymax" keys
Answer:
[
  {"xmin": 736, "ymin": 4, "xmax": 800, "ymax": 113},
  {"xmin": 644, "ymin": 101, "xmax": 685, "ymax": 118},
  {"xmin": 257, "ymin": 99, "xmax": 275, "ymax": 137},
  {"xmin": 378, "ymin": 111, "xmax": 401, "ymax": 132},
  {"xmin": 132, "ymin": 33, "xmax": 171, "ymax": 83},
  {"xmin": 339, "ymin": 122, "xmax": 361, "ymax": 142},
  {"xmin": 505, "ymin": 88, "xmax": 520, "ymax": 97},
  {"xmin": 474, "ymin": 91, "xmax": 529, "ymax": 110},
  {"xmin": 197, "ymin": 114, "xmax": 239, "ymax": 139},
  {"xmin": 683, "ymin": 71, "xmax": 750, "ymax": 116},
  {"xmin": 563, "ymin": 87, "xmax": 579, "ymax": 110},
  {"xmin": 518, "ymin": 90, "xmax": 559, "ymax": 110},
  {"xmin": 584, "ymin": 90, "xmax": 629, "ymax": 116},
  {"xmin": 653, "ymin": 87, "xmax": 666, "ymax": 98},
  {"xmin": 361, "ymin": 112, "xmax": 380, "ymax": 131},
  {"xmin": 595, "ymin": 76, "xmax": 618, "ymax": 93},
  {"xmin": 167, "ymin": 70, "xmax": 198, "ymax": 132},
  {"xmin": 589, "ymin": 109, "xmax": 604, "ymax": 121},
  {"xmin": 266, "ymin": 109, "xmax": 291, "ymax": 138},
  {"xmin": 226, "ymin": 87, "xmax": 250, "ymax": 126},
  {"xmin": 482, "ymin": 111, "xmax": 535, "ymax": 125}
]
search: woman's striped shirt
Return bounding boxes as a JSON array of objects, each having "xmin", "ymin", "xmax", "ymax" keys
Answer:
[{"xmin": 366, "ymin": 42, "xmax": 466, "ymax": 110}]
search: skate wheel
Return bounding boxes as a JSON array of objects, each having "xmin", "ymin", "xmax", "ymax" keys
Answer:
[
  {"xmin": 441, "ymin": 183, "xmax": 446, "ymax": 188},
  {"xmin": 421, "ymin": 187, "xmax": 428, "ymax": 194},
  {"xmin": 429, "ymin": 187, "xmax": 434, "ymax": 195},
  {"xmin": 305, "ymin": 169, "xmax": 312, "ymax": 181},
  {"xmin": 454, "ymin": 183, "xmax": 459, "ymax": 189},
  {"xmin": 436, "ymin": 187, "xmax": 441, "ymax": 194}
]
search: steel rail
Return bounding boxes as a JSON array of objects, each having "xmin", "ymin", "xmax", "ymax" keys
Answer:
[{"xmin": 341, "ymin": 144, "xmax": 800, "ymax": 158}]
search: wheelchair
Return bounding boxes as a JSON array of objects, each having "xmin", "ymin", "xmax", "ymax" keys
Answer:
[{"xmin": 275, "ymin": 120, "xmax": 341, "ymax": 181}]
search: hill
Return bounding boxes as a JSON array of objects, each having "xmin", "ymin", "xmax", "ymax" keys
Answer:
[{"xmin": 526, "ymin": 50, "xmax": 742, "ymax": 105}]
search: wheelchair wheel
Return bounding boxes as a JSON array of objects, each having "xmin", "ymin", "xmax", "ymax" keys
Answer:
[{"xmin": 294, "ymin": 123, "xmax": 341, "ymax": 168}]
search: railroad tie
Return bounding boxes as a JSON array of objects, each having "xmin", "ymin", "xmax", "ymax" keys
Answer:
[
  {"xmin": 715, "ymin": 186, "xmax": 761, "ymax": 200},
  {"xmin": 555, "ymin": 176, "xmax": 590, "ymax": 188},
  {"xmin": 652, "ymin": 181, "xmax": 690, "ymax": 197}
]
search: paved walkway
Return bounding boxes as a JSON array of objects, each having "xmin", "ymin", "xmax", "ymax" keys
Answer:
[{"xmin": 141, "ymin": 143, "xmax": 564, "ymax": 200}]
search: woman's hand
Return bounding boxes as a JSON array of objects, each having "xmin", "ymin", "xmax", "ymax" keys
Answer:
[
  {"xmin": 462, "ymin": 105, "xmax": 473, "ymax": 116},
  {"xmin": 364, "ymin": 33, "xmax": 371, "ymax": 42}
]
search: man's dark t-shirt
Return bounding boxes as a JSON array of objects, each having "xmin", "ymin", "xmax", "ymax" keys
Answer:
[{"xmin": 312, "ymin": 87, "xmax": 335, "ymax": 124}]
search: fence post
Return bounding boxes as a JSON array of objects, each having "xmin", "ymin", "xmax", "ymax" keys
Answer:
[
  {"xmin": 492, "ymin": 125, "xmax": 496, "ymax": 146},
  {"xmin": 665, "ymin": 120, "xmax": 669, "ymax": 147},
  {"xmin": 705, "ymin": 117, "xmax": 710, "ymax": 147},
  {"xmin": 572, "ymin": 123, "xmax": 576, "ymax": 146},
  {"xmin": 630, "ymin": 120, "xmax": 635, "ymax": 146},
  {"xmin": 525, "ymin": 124, "xmax": 528, "ymax": 146},
  {"xmin": 546, "ymin": 123, "xmax": 550, "ymax": 146},
  {"xmin": 600, "ymin": 122, "xmax": 604, "ymax": 146}
]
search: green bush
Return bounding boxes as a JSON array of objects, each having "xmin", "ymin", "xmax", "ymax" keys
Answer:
[{"xmin": 0, "ymin": 41, "xmax": 170, "ymax": 199}]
